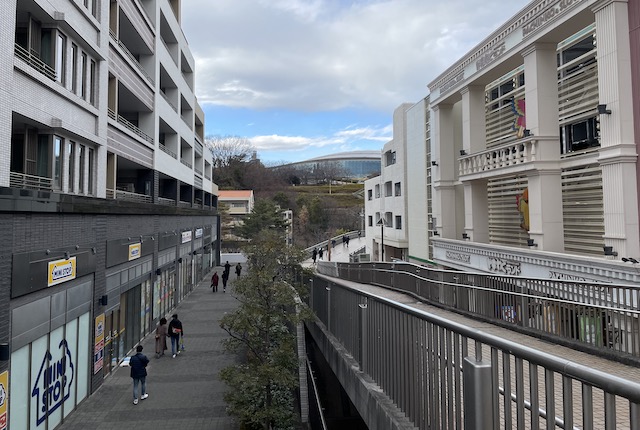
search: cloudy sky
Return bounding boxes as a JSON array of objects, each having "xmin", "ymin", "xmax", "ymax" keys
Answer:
[{"xmin": 181, "ymin": 0, "xmax": 530, "ymax": 164}]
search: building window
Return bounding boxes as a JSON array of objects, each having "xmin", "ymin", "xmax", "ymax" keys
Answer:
[
  {"xmin": 55, "ymin": 33, "xmax": 66, "ymax": 84},
  {"xmin": 80, "ymin": 52, "xmax": 87, "ymax": 99},
  {"xmin": 395, "ymin": 216, "xmax": 402, "ymax": 229},
  {"xmin": 394, "ymin": 182, "xmax": 401, "ymax": 196},
  {"xmin": 375, "ymin": 184, "xmax": 380, "ymax": 198},
  {"xmin": 78, "ymin": 144, "xmax": 85, "ymax": 192},
  {"xmin": 384, "ymin": 181, "xmax": 392, "ymax": 197},
  {"xmin": 53, "ymin": 136, "xmax": 62, "ymax": 189},
  {"xmin": 367, "ymin": 189, "xmax": 373, "ymax": 201},
  {"xmin": 87, "ymin": 147, "xmax": 94, "ymax": 194},
  {"xmin": 89, "ymin": 60, "xmax": 96, "ymax": 106},
  {"xmin": 71, "ymin": 44, "xmax": 78, "ymax": 93},
  {"xmin": 385, "ymin": 150, "xmax": 396, "ymax": 166},
  {"xmin": 368, "ymin": 216, "xmax": 373, "ymax": 227},
  {"xmin": 67, "ymin": 141, "xmax": 75, "ymax": 192}
]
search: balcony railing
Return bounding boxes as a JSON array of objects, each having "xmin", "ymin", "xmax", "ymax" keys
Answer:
[
  {"xmin": 458, "ymin": 137, "xmax": 550, "ymax": 178},
  {"xmin": 194, "ymin": 167, "xmax": 203, "ymax": 176},
  {"xmin": 180, "ymin": 159, "xmax": 192, "ymax": 169},
  {"xmin": 158, "ymin": 197, "xmax": 176, "ymax": 206},
  {"xmin": 10, "ymin": 171, "xmax": 53, "ymax": 191},
  {"xmin": 159, "ymin": 144, "xmax": 177, "ymax": 159},
  {"xmin": 108, "ymin": 108, "xmax": 154, "ymax": 144},
  {"xmin": 177, "ymin": 201, "xmax": 192, "ymax": 208},
  {"xmin": 160, "ymin": 90, "xmax": 177, "ymax": 112},
  {"xmin": 14, "ymin": 43, "xmax": 56, "ymax": 81},
  {"xmin": 109, "ymin": 30, "xmax": 155, "ymax": 85},
  {"xmin": 204, "ymin": 173, "xmax": 212, "ymax": 181},
  {"xmin": 107, "ymin": 188, "xmax": 152, "ymax": 203}
]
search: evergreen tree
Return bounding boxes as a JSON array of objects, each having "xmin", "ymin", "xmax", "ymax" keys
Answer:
[
  {"xmin": 236, "ymin": 199, "xmax": 289, "ymax": 240},
  {"xmin": 220, "ymin": 229, "xmax": 309, "ymax": 429}
]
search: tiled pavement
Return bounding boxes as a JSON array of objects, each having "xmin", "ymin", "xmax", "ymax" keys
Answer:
[{"xmin": 56, "ymin": 268, "xmax": 241, "ymax": 430}]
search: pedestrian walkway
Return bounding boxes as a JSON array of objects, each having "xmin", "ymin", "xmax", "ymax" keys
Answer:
[
  {"xmin": 57, "ymin": 268, "xmax": 241, "ymax": 430},
  {"xmin": 303, "ymin": 237, "xmax": 366, "ymax": 267}
]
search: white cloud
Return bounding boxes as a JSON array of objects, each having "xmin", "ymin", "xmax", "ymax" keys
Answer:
[
  {"xmin": 249, "ymin": 123, "xmax": 391, "ymax": 153},
  {"xmin": 183, "ymin": 0, "xmax": 529, "ymax": 113}
]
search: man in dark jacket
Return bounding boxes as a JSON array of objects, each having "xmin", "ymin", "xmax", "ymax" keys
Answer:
[
  {"xmin": 130, "ymin": 345, "xmax": 149, "ymax": 405},
  {"xmin": 168, "ymin": 314, "xmax": 183, "ymax": 358}
]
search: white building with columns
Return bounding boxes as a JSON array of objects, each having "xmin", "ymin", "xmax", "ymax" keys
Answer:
[{"xmin": 411, "ymin": 0, "xmax": 640, "ymax": 284}]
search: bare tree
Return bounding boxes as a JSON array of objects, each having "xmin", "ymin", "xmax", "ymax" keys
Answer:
[{"xmin": 205, "ymin": 135, "xmax": 254, "ymax": 169}]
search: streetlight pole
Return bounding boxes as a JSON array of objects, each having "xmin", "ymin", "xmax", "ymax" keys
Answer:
[{"xmin": 377, "ymin": 218, "xmax": 385, "ymax": 261}]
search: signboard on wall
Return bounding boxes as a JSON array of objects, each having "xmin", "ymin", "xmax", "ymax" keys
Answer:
[
  {"xmin": 0, "ymin": 371, "xmax": 7, "ymax": 430},
  {"xmin": 181, "ymin": 231, "xmax": 192, "ymax": 243},
  {"xmin": 47, "ymin": 257, "xmax": 77, "ymax": 287},
  {"xmin": 94, "ymin": 314, "xmax": 105, "ymax": 374},
  {"xmin": 128, "ymin": 243, "xmax": 141, "ymax": 261}
]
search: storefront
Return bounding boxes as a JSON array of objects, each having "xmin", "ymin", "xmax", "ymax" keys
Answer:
[
  {"xmin": 102, "ymin": 238, "xmax": 154, "ymax": 375},
  {"xmin": 178, "ymin": 230, "xmax": 193, "ymax": 302},
  {"xmin": 9, "ymin": 247, "xmax": 96, "ymax": 430}
]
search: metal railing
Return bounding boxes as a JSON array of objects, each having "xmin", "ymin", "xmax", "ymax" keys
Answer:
[
  {"xmin": 180, "ymin": 159, "xmax": 192, "ymax": 169},
  {"xmin": 159, "ymin": 144, "xmax": 177, "ymax": 159},
  {"xmin": 324, "ymin": 262, "xmax": 640, "ymax": 360},
  {"xmin": 107, "ymin": 188, "xmax": 152, "ymax": 204},
  {"xmin": 14, "ymin": 43, "xmax": 57, "ymax": 81},
  {"xmin": 9, "ymin": 171, "xmax": 53, "ymax": 191},
  {"xmin": 109, "ymin": 30, "xmax": 155, "ymax": 85},
  {"xmin": 307, "ymin": 275, "xmax": 640, "ymax": 429},
  {"xmin": 158, "ymin": 197, "xmax": 176, "ymax": 206},
  {"xmin": 160, "ymin": 90, "xmax": 177, "ymax": 112},
  {"xmin": 108, "ymin": 108, "xmax": 154, "ymax": 144}
]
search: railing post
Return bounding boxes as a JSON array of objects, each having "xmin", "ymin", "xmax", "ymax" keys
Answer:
[
  {"xmin": 463, "ymin": 356, "xmax": 495, "ymax": 429},
  {"xmin": 326, "ymin": 286, "xmax": 331, "ymax": 332},
  {"xmin": 358, "ymin": 300, "xmax": 368, "ymax": 372}
]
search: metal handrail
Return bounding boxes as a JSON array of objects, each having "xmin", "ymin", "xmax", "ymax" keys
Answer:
[
  {"xmin": 159, "ymin": 144, "xmax": 177, "ymax": 159},
  {"xmin": 308, "ymin": 274, "xmax": 640, "ymax": 429},
  {"xmin": 329, "ymin": 261, "xmax": 640, "ymax": 359},
  {"xmin": 180, "ymin": 159, "xmax": 192, "ymax": 169},
  {"xmin": 108, "ymin": 109, "xmax": 154, "ymax": 144},
  {"xmin": 160, "ymin": 90, "xmax": 177, "ymax": 112},
  {"xmin": 14, "ymin": 43, "xmax": 56, "ymax": 81},
  {"xmin": 109, "ymin": 30, "xmax": 155, "ymax": 85},
  {"xmin": 9, "ymin": 171, "xmax": 53, "ymax": 191}
]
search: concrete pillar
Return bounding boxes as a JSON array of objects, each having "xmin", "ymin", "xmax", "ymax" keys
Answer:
[
  {"xmin": 464, "ymin": 180, "xmax": 489, "ymax": 243},
  {"xmin": 522, "ymin": 43, "xmax": 564, "ymax": 251},
  {"xmin": 528, "ymin": 170, "xmax": 565, "ymax": 251},
  {"xmin": 432, "ymin": 104, "xmax": 458, "ymax": 239},
  {"xmin": 461, "ymin": 86, "xmax": 488, "ymax": 242},
  {"xmin": 594, "ymin": 0, "xmax": 640, "ymax": 258}
]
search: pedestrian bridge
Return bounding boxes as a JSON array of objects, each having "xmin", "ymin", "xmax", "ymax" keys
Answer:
[{"xmin": 305, "ymin": 261, "xmax": 640, "ymax": 430}]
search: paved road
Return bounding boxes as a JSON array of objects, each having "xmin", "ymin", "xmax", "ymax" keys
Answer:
[{"xmin": 57, "ymin": 268, "xmax": 241, "ymax": 430}]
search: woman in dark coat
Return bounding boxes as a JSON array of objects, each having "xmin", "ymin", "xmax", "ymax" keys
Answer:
[{"xmin": 155, "ymin": 317, "xmax": 168, "ymax": 358}]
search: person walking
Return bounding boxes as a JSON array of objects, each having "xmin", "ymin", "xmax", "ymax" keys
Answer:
[
  {"xmin": 224, "ymin": 261, "xmax": 231, "ymax": 276},
  {"xmin": 130, "ymin": 345, "xmax": 149, "ymax": 405},
  {"xmin": 235, "ymin": 262, "xmax": 242, "ymax": 278},
  {"xmin": 318, "ymin": 247, "xmax": 324, "ymax": 260},
  {"xmin": 211, "ymin": 271, "xmax": 219, "ymax": 292},
  {"xmin": 222, "ymin": 270, "xmax": 229, "ymax": 293},
  {"xmin": 312, "ymin": 248, "xmax": 317, "ymax": 264},
  {"xmin": 154, "ymin": 317, "xmax": 168, "ymax": 358},
  {"xmin": 168, "ymin": 314, "xmax": 183, "ymax": 358}
]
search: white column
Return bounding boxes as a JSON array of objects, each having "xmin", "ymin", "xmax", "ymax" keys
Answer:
[
  {"xmin": 460, "ymin": 86, "xmax": 486, "ymax": 153},
  {"xmin": 461, "ymin": 86, "xmax": 488, "ymax": 241},
  {"xmin": 432, "ymin": 104, "xmax": 458, "ymax": 239},
  {"xmin": 594, "ymin": 0, "xmax": 640, "ymax": 257},
  {"xmin": 522, "ymin": 43, "xmax": 564, "ymax": 251}
]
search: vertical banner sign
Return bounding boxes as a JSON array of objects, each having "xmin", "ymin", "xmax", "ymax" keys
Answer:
[
  {"xmin": 94, "ymin": 314, "xmax": 105, "ymax": 374},
  {"xmin": 0, "ymin": 371, "xmax": 7, "ymax": 430}
]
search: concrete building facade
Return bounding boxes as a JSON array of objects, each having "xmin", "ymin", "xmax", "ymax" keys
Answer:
[{"xmin": 0, "ymin": 1, "xmax": 218, "ymax": 428}]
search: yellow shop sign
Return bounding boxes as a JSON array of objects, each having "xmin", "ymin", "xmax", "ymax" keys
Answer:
[
  {"xmin": 47, "ymin": 257, "xmax": 77, "ymax": 287},
  {"xmin": 128, "ymin": 243, "xmax": 141, "ymax": 261}
]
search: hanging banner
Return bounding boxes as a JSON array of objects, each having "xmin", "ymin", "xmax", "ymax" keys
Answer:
[
  {"xmin": 94, "ymin": 314, "xmax": 105, "ymax": 374},
  {"xmin": 0, "ymin": 370, "xmax": 7, "ymax": 430}
]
